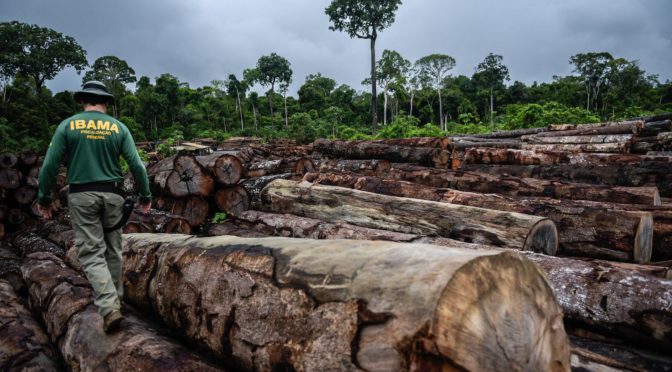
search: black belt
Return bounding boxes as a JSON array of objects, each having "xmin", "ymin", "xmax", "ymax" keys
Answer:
[
  {"xmin": 69, "ymin": 182, "xmax": 134, "ymax": 232},
  {"xmin": 69, "ymin": 182, "xmax": 124, "ymax": 197}
]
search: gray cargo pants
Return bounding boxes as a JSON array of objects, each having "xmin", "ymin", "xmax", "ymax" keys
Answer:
[{"xmin": 68, "ymin": 191, "xmax": 124, "ymax": 317}]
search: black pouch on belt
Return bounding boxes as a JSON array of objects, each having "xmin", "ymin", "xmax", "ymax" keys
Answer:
[{"xmin": 104, "ymin": 198, "xmax": 135, "ymax": 233}]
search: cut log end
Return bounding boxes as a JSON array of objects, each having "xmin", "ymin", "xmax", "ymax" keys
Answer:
[
  {"xmin": 215, "ymin": 186, "xmax": 250, "ymax": 217},
  {"xmin": 214, "ymin": 154, "xmax": 243, "ymax": 186},
  {"xmin": 294, "ymin": 157, "xmax": 315, "ymax": 175},
  {"xmin": 524, "ymin": 219, "xmax": 559, "ymax": 255},
  {"xmin": 434, "ymin": 251, "xmax": 570, "ymax": 371},
  {"xmin": 635, "ymin": 214, "xmax": 654, "ymax": 264}
]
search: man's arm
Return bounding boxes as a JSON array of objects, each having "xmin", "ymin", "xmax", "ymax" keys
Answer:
[
  {"xmin": 121, "ymin": 130, "xmax": 152, "ymax": 211},
  {"xmin": 37, "ymin": 126, "xmax": 67, "ymax": 207}
]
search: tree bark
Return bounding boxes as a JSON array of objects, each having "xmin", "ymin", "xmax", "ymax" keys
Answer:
[
  {"xmin": 196, "ymin": 152, "xmax": 244, "ymax": 186},
  {"xmin": 0, "ymin": 168, "xmax": 22, "ymax": 189},
  {"xmin": 214, "ymin": 185, "xmax": 250, "ymax": 217},
  {"xmin": 260, "ymin": 179, "xmax": 558, "ymax": 253},
  {"xmin": 370, "ymin": 32, "xmax": 378, "ymax": 133},
  {"xmin": 154, "ymin": 196, "xmax": 209, "ymax": 227},
  {"xmin": 451, "ymin": 126, "xmax": 547, "ymax": 139},
  {"xmin": 570, "ymin": 336, "xmax": 672, "ymax": 371},
  {"xmin": 521, "ymin": 142, "xmax": 630, "ymax": 153},
  {"xmin": 303, "ymin": 172, "xmax": 654, "ymax": 263},
  {"xmin": 316, "ymin": 159, "xmax": 391, "ymax": 176},
  {"xmin": 380, "ymin": 163, "xmax": 661, "ymax": 205},
  {"xmin": 18, "ymin": 250, "xmax": 224, "ymax": 372},
  {"xmin": 523, "ymin": 252, "xmax": 672, "ymax": 353},
  {"xmin": 246, "ymin": 157, "xmax": 314, "ymax": 178},
  {"xmin": 361, "ymin": 137, "xmax": 452, "ymax": 150},
  {"xmin": 464, "ymin": 147, "xmax": 672, "ymax": 166},
  {"xmin": 453, "ymin": 140, "xmax": 523, "ymax": 150},
  {"xmin": 460, "ymin": 162, "xmax": 672, "ymax": 198},
  {"xmin": 522, "ymin": 134, "xmax": 634, "ymax": 144},
  {"xmin": 314, "ymin": 139, "xmax": 451, "ymax": 167},
  {"xmin": 0, "ymin": 152, "xmax": 18, "ymax": 168},
  {"xmin": 148, "ymin": 154, "xmax": 215, "ymax": 197},
  {"xmin": 0, "ymin": 279, "xmax": 63, "ymax": 371},
  {"xmin": 523, "ymin": 120, "xmax": 643, "ymax": 138},
  {"xmin": 240, "ymin": 173, "xmax": 293, "ymax": 210},
  {"xmin": 121, "ymin": 233, "xmax": 570, "ymax": 371}
]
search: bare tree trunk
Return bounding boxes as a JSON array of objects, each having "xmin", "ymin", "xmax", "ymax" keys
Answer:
[
  {"xmin": 283, "ymin": 92, "xmax": 288, "ymax": 128},
  {"xmin": 409, "ymin": 91, "xmax": 414, "ymax": 116},
  {"xmin": 490, "ymin": 86, "xmax": 494, "ymax": 124},
  {"xmin": 370, "ymin": 32, "xmax": 378, "ymax": 133},
  {"xmin": 236, "ymin": 88, "xmax": 244, "ymax": 130},
  {"xmin": 437, "ymin": 87, "xmax": 444, "ymax": 130}
]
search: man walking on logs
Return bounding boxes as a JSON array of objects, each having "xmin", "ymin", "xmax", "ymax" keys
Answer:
[{"xmin": 36, "ymin": 81, "xmax": 152, "ymax": 333}]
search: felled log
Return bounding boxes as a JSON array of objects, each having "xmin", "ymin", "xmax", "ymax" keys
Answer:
[
  {"xmin": 0, "ymin": 152, "xmax": 18, "ymax": 168},
  {"xmin": 239, "ymin": 173, "xmax": 292, "ymax": 210},
  {"xmin": 522, "ymin": 134, "xmax": 633, "ymax": 144},
  {"xmin": 521, "ymin": 142, "xmax": 630, "ymax": 153},
  {"xmin": 304, "ymin": 172, "xmax": 653, "ymax": 263},
  {"xmin": 13, "ymin": 185, "xmax": 36, "ymax": 205},
  {"xmin": 464, "ymin": 147, "xmax": 672, "ymax": 166},
  {"xmin": 524, "ymin": 252, "xmax": 672, "ymax": 353},
  {"xmin": 196, "ymin": 152, "xmax": 244, "ymax": 186},
  {"xmin": 314, "ymin": 139, "xmax": 451, "ymax": 167},
  {"xmin": 147, "ymin": 154, "xmax": 215, "ymax": 197},
  {"xmin": 245, "ymin": 157, "xmax": 315, "ymax": 178},
  {"xmin": 640, "ymin": 119, "xmax": 672, "ymax": 136},
  {"xmin": 122, "ymin": 234, "xmax": 570, "ymax": 371},
  {"xmin": 19, "ymin": 250, "xmax": 224, "ymax": 372},
  {"xmin": 460, "ymin": 162, "xmax": 672, "ymax": 198},
  {"xmin": 19, "ymin": 150, "xmax": 38, "ymax": 167},
  {"xmin": 526, "ymin": 120, "xmax": 643, "ymax": 138},
  {"xmin": 124, "ymin": 209, "xmax": 191, "ymax": 235},
  {"xmin": 0, "ymin": 279, "xmax": 63, "ymax": 371},
  {"xmin": 154, "ymin": 196, "xmax": 209, "ymax": 227},
  {"xmin": 453, "ymin": 140, "xmax": 523, "ymax": 150},
  {"xmin": 570, "ymin": 336, "xmax": 672, "ymax": 371},
  {"xmin": 450, "ymin": 126, "xmax": 547, "ymax": 139},
  {"xmin": 316, "ymin": 158, "xmax": 391, "ymax": 176},
  {"xmin": 260, "ymin": 179, "xmax": 558, "ymax": 253},
  {"xmin": 7, "ymin": 209, "xmax": 28, "ymax": 226},
  {"xmin": 214, "ymin": 185, "xmax": 250, "ymax": 217},
  {"xmin": 379, "ymin": 163, "xmax": 662, "ymax": 205},
  {"xmin": 362, "ymin": 137, "xmax": 452, "ymax": 149},
  {"xmin": 0, "ymin": 168, "xmax": 22, "ymax": 189}
]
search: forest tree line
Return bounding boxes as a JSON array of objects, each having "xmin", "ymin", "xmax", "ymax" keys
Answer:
[{"xmin": 1, "ymin": 17, "xmax": 671, "ymax": 152}]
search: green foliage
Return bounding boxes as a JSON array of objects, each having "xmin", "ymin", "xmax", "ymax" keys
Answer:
[
  {"xmin": 504, "ymin": 102, "xmax": 600, "ymax": 129},
  {"xmin": 0, "ymin": 21, "xmax": 87, "ymax": 93},
  {"xmin": 375, "ymin": 115, "xmax": 445, "ymax": 138},
  {"xmin": 156, "ymin": 142, "xmax": 176, "ymax": 159},
  {"xmin": 212, "ymin": 212, "xmax": 228, "ymax": 224}
]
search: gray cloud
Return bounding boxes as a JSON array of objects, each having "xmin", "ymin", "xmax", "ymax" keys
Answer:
[{"xmin": 1, "ymin": 0, "xmax": 670, "ymax": 95}]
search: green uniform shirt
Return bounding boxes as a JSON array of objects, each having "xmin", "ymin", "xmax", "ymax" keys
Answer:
[{"xmin": 37, "ymin": 111, "xmax": 151, "ymax": 205}]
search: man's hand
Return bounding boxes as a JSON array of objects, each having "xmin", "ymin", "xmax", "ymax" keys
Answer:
[
  {"xmin": 37, "ymin": 203, "xmax": 58, "ymax": 220},
  {"xmin": 138, "ymin": 201, "xmax": 151, "ymax": 215}
]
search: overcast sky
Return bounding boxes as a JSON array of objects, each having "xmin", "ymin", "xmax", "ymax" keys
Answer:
[{"xmin": 2, "ymin": 0, "xmax": 671, "ymax": 95}]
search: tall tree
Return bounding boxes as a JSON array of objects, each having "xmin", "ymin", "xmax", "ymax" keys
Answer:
[
  {"xmin": 326, "ymin": 0, "xmax": 402, "ymax": 133},
  {"xmin": 416, "ymin": 54, "xmax": 455, "ymax": 130},
  {"xmin": 0, "ymin": 21, "xmax": 87, "ymax": 94},
  {"xmin": 83, "ymin": 56, "xmax": 137, "ymax": 117},
  {"xmin": 248, "ymin": 53, "xmax": 292, "ymax": 117},
  {"xmin": 366, "ymin": 50, "xmax": 410, "ymax": 126},
  {"xmin": 569, "ymin": 52, "xmax": 613, "ymax": 112},
  {"xmin": 226, "ymin": 74, "xmax": 248, "ymax": 130},
  {"xmin": 474, "ymin": 53, "xmax": 510, "ymax": 124}
]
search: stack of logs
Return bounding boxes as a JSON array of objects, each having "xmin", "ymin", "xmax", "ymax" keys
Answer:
[
  {"xmin": 0, "ymin": 150, "xmax": 64, "ymax": 240},
  {"xmin": 2, "ymin": 114, "xmax": 672, "ymax": 370}
]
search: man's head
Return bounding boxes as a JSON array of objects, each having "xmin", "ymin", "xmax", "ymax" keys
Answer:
[{"xmin": 73, "ymin": 81, "xmax": 114, "ymax": 110}]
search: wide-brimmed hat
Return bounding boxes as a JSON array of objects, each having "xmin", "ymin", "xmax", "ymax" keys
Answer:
[{"xmin": 73, "ymin": 81, "xmax": 114, "ymax": 102}]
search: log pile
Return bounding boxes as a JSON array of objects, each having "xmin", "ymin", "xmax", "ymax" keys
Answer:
[
  {"xmin": 0, "ymin": 150, "xmax": 63, "ymax": 238},
  {"xmin": 3, "ymin": 113, "xmax": 672, "ymax": 369}
]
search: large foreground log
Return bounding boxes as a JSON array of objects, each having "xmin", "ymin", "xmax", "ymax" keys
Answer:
[
  {"xmin": 19, "ymin": 250, "xmax": 223, "ymax": 371},
  {"xmin": 122, "ymin": 234, "xmax": 570, "ymax": 371},
  {"xmin": 314, "ymin": 139, "xmax": 451, "ymax": 167},
  {"xmin": 0, "ymin": 279, "xmax": 63, "ymax": 371},
  {"xmin": 304, "ymin": 172, "xmax": 653, "ymax": 263},
  {"xmin": 260, "ymin": 179, "xmax": 558, "ymax": 253},
  {"xmin": 380, "ymin": 163, "xmax": 661, "ymax": 205}
]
